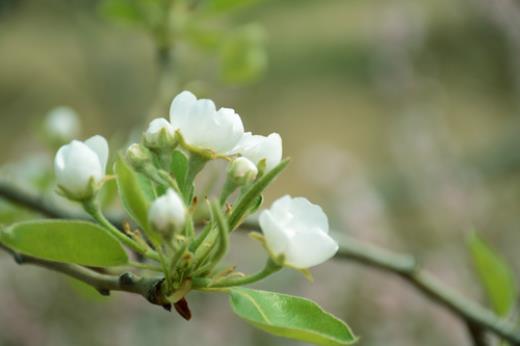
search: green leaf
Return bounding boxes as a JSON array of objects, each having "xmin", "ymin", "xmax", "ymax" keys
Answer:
[
  {"xmin": 99, "ymin": 0, "xmax": 145, "ymax": 25},
  {"xmin": 219, "ymin": 24, "xmax": 267, "ymax": 84},
  {"xmin": 171, "ymin": 150, "xmax": 189, "ymax": 187},
  {"xmin": 229, "ymin": 288, "xmax": 357, "ymax": 346},
  {"xmin": 203, "ymin": 0, "xmax": 261, "ymax": 12},
  {"xmin": 468, "ymin": 233, "xmax": 517, "ymax": 316},
  {"xmin": 229, "ymin": 158, "xmax": 289, "ymax": 230},
  {"xmin": 0, "ymin": 220, "xmax": 128, "ymax": 267},
  {"xmin": 114, "ymin": 155, "xmax": 153, "ymax": 232}
]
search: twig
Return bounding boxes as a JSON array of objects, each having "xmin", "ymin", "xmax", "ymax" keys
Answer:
[
  {"xmin": 0, "ymin": 180, "xmax": 123, "ymax": 227},
  {"xmin": 0, "ymin": 242, "xmax": 170, "ymax": 310},
  {"xmin": 1, "ymin": 184, "xmax": 520, "ymax": 344}
]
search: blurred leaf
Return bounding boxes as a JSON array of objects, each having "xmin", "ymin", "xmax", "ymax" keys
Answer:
[
  {"xmin": 219, "ymin": 24, "xmax": 267, "ymax": 84},
  {"xmin": 100, "ymin": 178, "xmax": 118, "ymax": 209},
  {"xmin": 99, "ymin": 0, "xmax": 146, "ymax": 25},
  {"xmin": 202, "ymin": 0, "xmax": 261, "ymax": 12},
  {"xmin": 468, "ymin": 233, "xmax": 517, "ymax": 316},
  {"xmin": 99, "ymin": 0, "xmax": 164, "ymax": 29},
  {"xmin": 0, "ymin": 201, "xmax": 36, "ymax": 224},
  {"xmin": 0, "ymin": 220, "xmax": 128, "ymax": 267},
  {"xmin": 229, "ymin": 287, "xmax": 357, "ymax": 346},
  {"xmin": 114, "ymin": 155, "xmax": 154, "ymax": 232}
]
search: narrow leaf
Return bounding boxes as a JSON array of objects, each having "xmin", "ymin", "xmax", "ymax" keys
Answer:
[
  {"xmin": 0, "ymin": 220, "xmax": 128, "ymax": 267},
  {"xmin": 468, "ymin": 233, "xmax": 517, "ymax": 316},
  {"xmin": 229, "ymin": 159, "xmax": 289, "ymax": 230},
  {"xmin": 171, "ymin": 150, "xmax": 189, "ymax": 187},
  {"xmin": 229, "ymin": 287, "xmax": 357, "ymax": 346},
  {"xmin": 114, "ymin": 155, "xmax": 153, "ymax": 231}
]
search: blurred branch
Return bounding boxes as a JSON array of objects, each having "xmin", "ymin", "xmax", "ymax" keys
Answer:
[
  {"xmin": 0, "ymin": 242, "xmax": 170, "ymax": 309},
  {"xmin": 1, "ymin": 185, "xmax": 520, "ymax": 344},
  {"xmin": 0, "ymin": 180, "xmax": 123, "ymax": 227}
]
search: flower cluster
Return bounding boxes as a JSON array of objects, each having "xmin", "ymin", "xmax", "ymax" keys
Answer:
[{"xmin": 53, "ymin": 90, "xmax": 338, "ymax": 298}]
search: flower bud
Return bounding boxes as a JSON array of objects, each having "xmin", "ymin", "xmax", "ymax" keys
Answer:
[
  {"xmin": 228, "ymin": 157, "xmax": 258, "ymax": 185},
  {"xmin": 44, "ymin": 106, "xmax": 80, "ymax": 143},
  {"xmin": 143, "ymin": 118, "xmax": 175, "ymax": 150},
  {"xmin": 54, "ymin": 135, "xmax": 108, "ymax": 200},
  {"xmin": 126, "ymin": 143, "xmax": 152, "ymax": 170},
  {"xmin": 148, "ymin": 189, "xmax": 187, "ymax": 237},
  {"xmin": 259, "ymin": 195, "xmax": 338, "ymax": 269}
]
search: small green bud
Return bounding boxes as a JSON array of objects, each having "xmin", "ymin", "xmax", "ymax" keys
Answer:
[
  {"xmin": 143, "ymin": 118, "xmax": 176, "ymax": 150},
  {"xmin": 126, "ymin": 143, "xmax": 152, "ymax": 170},
  {"xmin": 228, "ymin": 157, "xmax": 258, "ymax": 185}
]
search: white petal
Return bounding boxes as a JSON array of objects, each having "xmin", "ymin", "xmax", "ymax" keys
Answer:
[
  {"xmin": 259, "ymin": 195, "xmax": 336, "ymax": 269},
  {"xmin": 147, "ymin": 118, "xmax": 174, "ymax": 135},
  {"xmin": 233, "ymin": 132, "xmax": 283, "ymax": 171},
  {"xmin": 54, "ymin": 143, "xmax": 70, "ymax": 174},
  {"xmin": 285, "ymin": 230, "xmax": 338, "ymax": 268},
  {"xmin": 286, "ymin": 197, "xmax": 329, "ymax": 233},
  {"xmin": 179, "ymin": 99, "xmax": 217, "ymax": 147},
  {"xmin": 262, "ymin": 133, "xmax": 283, "ymax": 171},
  {"xmin": 84, "ymin": 135, "xmax": 109, "ymax": 172},
  {"xmin": 169, "ymin": 90, "xmax": 197, "ymax": 124},
  {"xmin": 211, "ymin": 107, "xmax": 244, "ymax": 153},
  {"xmin": 259, "ymin": 209, "xmax": 289, "ymax": 256},
  {"xmin": 149, "ymin": 189, "xmax": 186, "ymax": 232},
  {"xmin": 54, "ymin": 141, "xmax": 102, "ymax": 195}
]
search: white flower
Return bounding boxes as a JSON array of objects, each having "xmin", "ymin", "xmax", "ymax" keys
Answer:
[
  {"xmin": 45, "ymin": 106, "xmax": 80, "ymax": 142},
  {"xmin": 144, "ymin": 118, "xmax": 175, "ymax": 149},
  {"xmin": 229, "ymin": 157, "xmax": 258, "ymax": 184},
  {"xmin": 259, "ymin": 195, "xmax": 338, "ymax": 269},
  {"xmin": 169, "ymin": 90, "xmax": 244, "ymax": 154},
  {"xmin": 232, "ymin": 132, "xmax": 282, "ymax": 172},
  {"xmin": 54, "ymin": 135, "xmax": 109, "ymax": 198},
  {"xmin": 149, "ymin": 189, "xmax": 187, "ymax": 235}
]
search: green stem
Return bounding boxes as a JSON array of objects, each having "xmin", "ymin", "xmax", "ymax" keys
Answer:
[
  {"xmin": 83, "ymin": 200, "xmax": 160, "ymax": 261},
  {"xmin": 193, "ymin": 259, "xmax": 282, "ymax": 289},
  {"xmin": 189, "ymin": 222, "xmax": 213, "ymax": 252},
  {"xmin": 128, "ymin": 261, "xmax": 163, "ymax": 272},
  {"xmin": 229, "ymin": 159, "xmax": 289, "ymax": 231},
  {"xmin": 206, "ymin": 201, "xmax": 229, "ymax": 271},
  {"xmin": 219, "ymin": 178, "xmax": 238, "ymax": 206}
]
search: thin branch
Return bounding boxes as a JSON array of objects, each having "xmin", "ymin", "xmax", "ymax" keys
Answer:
[
  {"xmin": 1, "ymin": 184, "xmax": 519, "ymax": 344},
  {"xmin": 0, "ymin": 180, "xmax": 123, "ymax": 227},
  {"xmin": 0, "ymin": 242, "xmax": 170, "ymax": 310}
]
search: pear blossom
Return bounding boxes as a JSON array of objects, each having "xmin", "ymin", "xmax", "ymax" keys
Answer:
[
  {"xmin": 228, "ymin": 157, "xmax": 258, "ymax": 184},
  {"xmin": 232, "ymin": 132, "xmax": 282, "ymax": 172},
  {"xmin": 169, "ymin": 91, "xmax": 244, "ymax": 154},
  {"xmin": 149, "ymin": 189, "xmax": 186, "ymax": 235},
  {"xmin": 144, "ymin": 118, "xmax": 175, "ymax": 149},
  {"xmin": 54, "ymin": 135, "xmax": 109, "ymax": 199},
  {"xmin": 45, "ymin": 106, "xmax": 80, "ymax": 142},
  {"xmin": 259, "ymin": 195, "xmax": 338, "ymax": 269}
]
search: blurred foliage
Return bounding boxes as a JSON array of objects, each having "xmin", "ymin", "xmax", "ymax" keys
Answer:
[
  {"xmin": 468, "ymin": 233, "xmax": 517, "ymax": 317},
  {"xmin": 1, "ymin": 0, "xmax": 520, "ymax": 345}
]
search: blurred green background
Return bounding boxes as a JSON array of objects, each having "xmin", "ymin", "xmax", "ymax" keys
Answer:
[{"xmin": 1, "ymin": 0, "xmax": 520, "ymax": 345}]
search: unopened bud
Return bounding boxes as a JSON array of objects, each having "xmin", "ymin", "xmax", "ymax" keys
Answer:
[
  {"xmin": 126, "ymin": 143, "xmax": 152, "ymax": 169},
  {"xmin": 148, "ymin": 189, "xmax": 187, "ymax": 237},
  {"xmin": 228, "ymin": 157, "xmax": 258, "ymax": 185},
  {"xmin": 143, "ymin": 118, "xmax": 175, "ymax": 150}
]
